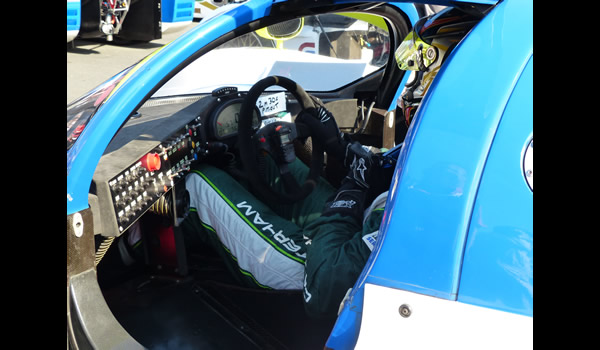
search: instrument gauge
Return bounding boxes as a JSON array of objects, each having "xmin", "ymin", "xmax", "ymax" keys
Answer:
[{"xmin": 211, "ymin": 99, "xmax": 261, "ymax": 139}]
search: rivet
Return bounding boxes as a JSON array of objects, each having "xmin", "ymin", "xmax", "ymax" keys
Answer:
[{"xmin": 399, "ymin": 304, "xmax": 412, "ymax": 318}]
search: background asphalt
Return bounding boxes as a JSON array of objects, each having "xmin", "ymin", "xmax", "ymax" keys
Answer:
[{"xmin": 67, "ymin": 22, "xmax": 197, "ymax": 104}]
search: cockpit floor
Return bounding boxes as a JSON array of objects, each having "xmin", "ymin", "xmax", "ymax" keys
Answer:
[{"xmin": 100, "ymin": 255, "xmax": 336, "ymax": 349}]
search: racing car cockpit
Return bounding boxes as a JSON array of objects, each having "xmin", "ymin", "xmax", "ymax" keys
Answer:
[
  {"xmin": 67, "ymin": 5, "xmax": 472, "ymax": 348},
  {"xmin": 75, "ymin": 17, "xmax": 399, "ymax": 349},
  {"xmin": 67, "ymin": 0, "xmax": 533, "ymax": 348}
]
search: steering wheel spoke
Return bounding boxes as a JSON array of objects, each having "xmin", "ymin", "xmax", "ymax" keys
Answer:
[{"xmin": 238, "ymin": 76, "xmax": 324, "ymax": 204}]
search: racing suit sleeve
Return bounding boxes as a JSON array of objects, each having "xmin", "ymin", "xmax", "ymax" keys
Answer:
[{"xmin": 302, "ymin": 143, "xmax": 385, "ymax": 318}]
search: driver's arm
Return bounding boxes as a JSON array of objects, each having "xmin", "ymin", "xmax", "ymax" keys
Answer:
[{"xmin": 302, "ymin": 142, "xmax": 385, "ymax": 318}]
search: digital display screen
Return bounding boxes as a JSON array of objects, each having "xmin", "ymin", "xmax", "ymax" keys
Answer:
[{"xmin": 214, "ymin": 101, "xmax": 260, "ymax": 138}]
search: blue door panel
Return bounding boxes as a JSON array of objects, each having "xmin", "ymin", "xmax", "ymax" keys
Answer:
[
  {"xmin": 457, "ymin": 56, "xmax": 533, "ymax": 317},
  {"xmin": 358, "ymin": 0, "xmax": 533, "ymax": 299}
]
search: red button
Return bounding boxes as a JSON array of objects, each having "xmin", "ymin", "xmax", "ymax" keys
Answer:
[{"xmin": 141, "ymin": 153, "xmax": 161, "ymax": 172}]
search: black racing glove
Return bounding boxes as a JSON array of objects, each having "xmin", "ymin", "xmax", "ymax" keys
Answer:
[
  {"xmin": 322, "ymin": 142, "xmax": 382, "ymax": 222},
  {"xmin": 295, "ymin": 105, "xmax": 348, "ymax": 161},
  {"xmin": 342, "ymin": 141, "xmax": 383, "ymax": 189}
]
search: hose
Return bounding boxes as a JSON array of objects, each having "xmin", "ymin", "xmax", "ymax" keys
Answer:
[{"xmin": 353, "ymin": 100, "xmax": 375, "ymax": 135}]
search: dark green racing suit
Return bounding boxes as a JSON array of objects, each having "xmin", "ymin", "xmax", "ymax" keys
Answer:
[{"xmin": 181, "ymin": 155, "xmax": 386, "ymax": 318}]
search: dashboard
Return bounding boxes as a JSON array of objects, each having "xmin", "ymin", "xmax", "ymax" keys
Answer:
[
  {"xmin": 89, "ymin": 87, "xmax": 357, "ymax": 238},
  {"xmin": 90, "ymin": 88, "xmax": 262, "ymax": 237}
]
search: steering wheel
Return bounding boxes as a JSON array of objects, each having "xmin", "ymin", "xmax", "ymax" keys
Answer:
[{"xmin": 238, "ymin": 76, "xmax": 324, "ymax": 204}]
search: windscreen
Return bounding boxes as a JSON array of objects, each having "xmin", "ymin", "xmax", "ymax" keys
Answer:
[{"xmin": 67, "ymin": 67, "xmax": 132, "ymax": 151}]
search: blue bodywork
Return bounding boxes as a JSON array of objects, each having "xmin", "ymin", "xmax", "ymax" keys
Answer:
[
  {"xmin": 364, "ymin": 0, "xmax": 532, "ymax": 305},
  {"xmin": 66, "ymin": 0, "xmax": 81, "ymax": 33},
  {"xmin": 67, "ymin": 0, "xmax": 532, "ymax": 348},
  {"xmin": 162, "ymin": 0, "xmax": 195, "ymax": 23}
]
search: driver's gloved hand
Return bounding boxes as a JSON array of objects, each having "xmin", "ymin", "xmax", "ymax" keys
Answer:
[
  {"xmin": 295, "ymin": 105, "xmax": 348, "ymax": 161},
  {"xmin": 342, "ymin": 141, "xmax": 382, "ymax": 189},
  {"xmin": 321, "ymin": 142, "xmax": 382, "ymax": 222}
]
